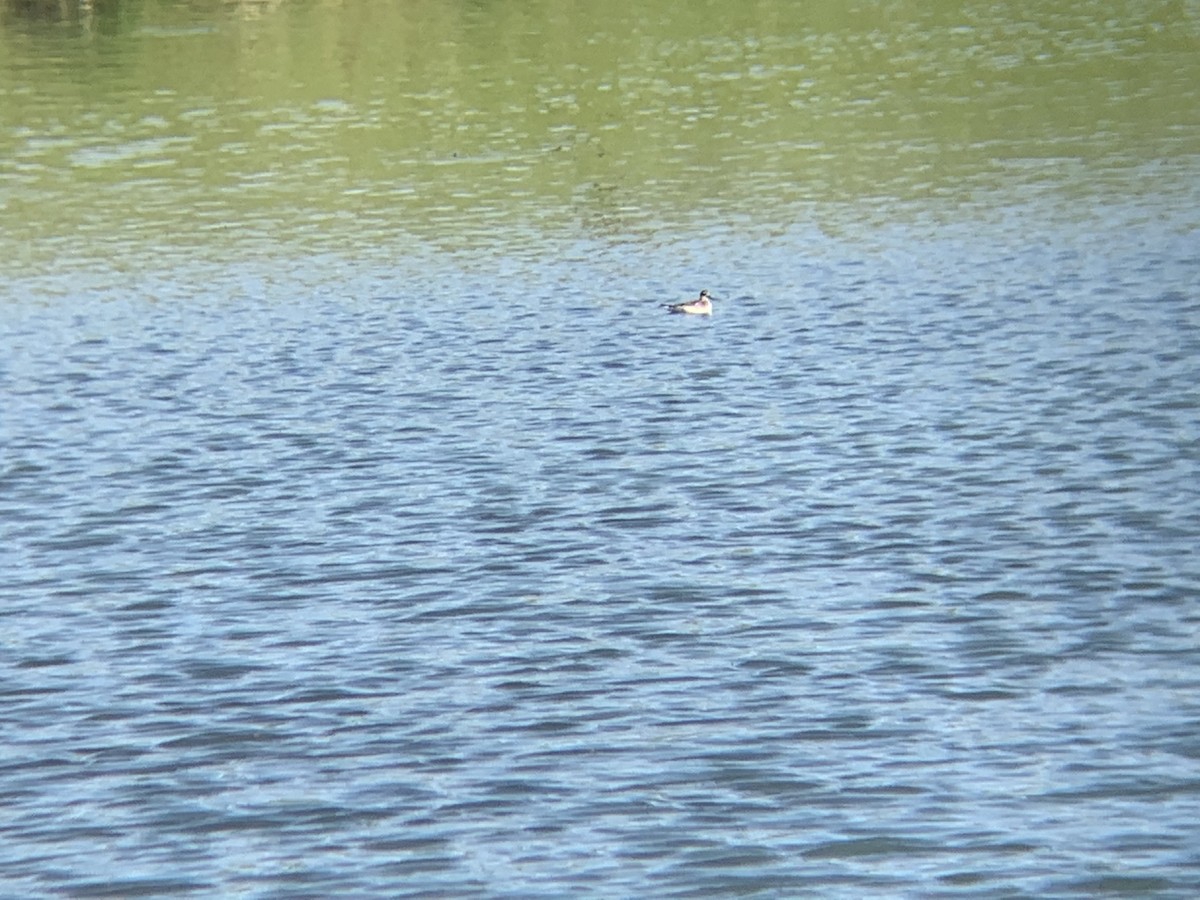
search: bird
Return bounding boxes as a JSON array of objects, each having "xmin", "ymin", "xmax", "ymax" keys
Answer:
[{"xmin": 663, "ymin": 290, "xmax": 713, "ymax": 315}]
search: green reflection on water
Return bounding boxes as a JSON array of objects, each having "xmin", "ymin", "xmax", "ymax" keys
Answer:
[{"xmin": 1, "ymin": 0, "xmax": 1197, "ymax": 271}]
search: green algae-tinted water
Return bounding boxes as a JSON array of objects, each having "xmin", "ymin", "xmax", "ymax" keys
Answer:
[{"xmin": 2, "ymin": 0, "xmax": 1196, "ymax": 275}]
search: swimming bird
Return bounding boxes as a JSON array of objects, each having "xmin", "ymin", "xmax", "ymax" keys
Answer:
[{"xmin": 663, "ymin": 290, "xmax": 713, "ymax": 316}]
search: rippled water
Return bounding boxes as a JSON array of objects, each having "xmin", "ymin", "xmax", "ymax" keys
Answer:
[
  {"xmin": 4, "ymin": 214, "xmax": 1199, "ymax": 896},
  {"xmin": 4, "ymin": 0, "xmax": 1200, "ymax": 895}
]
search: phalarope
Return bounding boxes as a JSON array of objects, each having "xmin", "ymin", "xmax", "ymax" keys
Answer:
[{"xmin": 663, "ymin": 290, "xmax": 713, "ymax": 316}]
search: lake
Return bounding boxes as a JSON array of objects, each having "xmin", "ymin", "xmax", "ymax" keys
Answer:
[{"xmin": 2, "ymin": 0, "xmax": 1199, "ymax": 895}]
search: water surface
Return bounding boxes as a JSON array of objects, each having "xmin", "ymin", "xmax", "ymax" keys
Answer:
[{"xmin": 2, "ymin": 0, "xmax": 1199, "ymax": 895}]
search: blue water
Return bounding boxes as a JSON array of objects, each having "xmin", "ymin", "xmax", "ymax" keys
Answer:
[{"xmin": 3, "ymin": 210, "xmax": 1200, "ymax": 896}]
